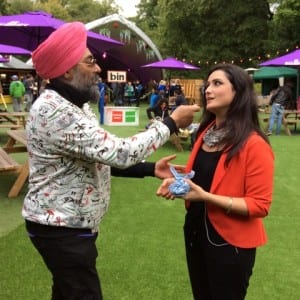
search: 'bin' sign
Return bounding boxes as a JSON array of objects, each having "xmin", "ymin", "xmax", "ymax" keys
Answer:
[{"xmin": 107, "ymin": 70, "xmax": 127, "ymax": 83}]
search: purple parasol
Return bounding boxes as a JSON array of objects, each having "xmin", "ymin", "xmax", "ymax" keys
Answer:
[
  {"xmin": 259, "ymin": 49, "xmax": 300, "ymax": 66},
  {"xmin": 141, "ymin": 57, "xmax": 200, "ymax": 70},
  {"xmin": 0, "ymin": 56, "xmax": 9, "ymax": 63},
  {"xmin": 0, "ymin": 11, "xmax": 123, "ymax": 53},
  {"xmin": 0, "ymin": 44, "xmax": 31, "ymax": 55}
]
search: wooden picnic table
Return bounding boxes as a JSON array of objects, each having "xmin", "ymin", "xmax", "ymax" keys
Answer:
[
  {"xmin": 262, "ymin": 110, "xmax": 300, "ymax": 136},
  {"xmin": 0, "ymin": 112, "xmax": 27, "ymax": 129},
  {"xmin": 1, "ymin": 129, "xmax": 28, "ymax": 197},
  {"xmin": 284, "ymin": 110, "xmax": 300, "ymax": 133}
]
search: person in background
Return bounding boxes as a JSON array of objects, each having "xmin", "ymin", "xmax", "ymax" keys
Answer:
[
  {"xmin": 23, "ymin": 73, "xmax": 35, "ymax": 112},
  {"xmin": 9, "ymin": 74, "xmax": 25, "ymax": 112},
  {"xmin": 111, "ymin": 82, "xmax": 123, "ymax": 106},
  {"xmin": 157, "ymin": 64, "xmax": 274, "ymax": 300},
  {"xmin": 168, "ymin": 78, "xmax": 182, "ymax": 97},
  {"xmin": 123, "ymin": 81, "xmax": 135, "ymax": 105},
  {"xmin": 170, "ymin": 88, "xmax": 188, "ymax": 111},
  {"xmin": 24, "ymin": 22, "xmax": 200, "ymax": 300},
  {"xmin": 146, "ymin": 98, "xmax": 169, "ymax": 129},
  {"xmin": 267, "ymin": 81, "xmax": 293, "ymax": 136},
  {"xmin": 158, "ymin": 79, "xmax": 167, "ymax": 96},
  {"xmin": 134, "ymin": 79, "xmax": 144, "ymax": 106},
  {"xmin": 148, "ymin": 87, "xmax": 161, "ymax": 108},
  {"xmin": 98, "ymin": 77, "xmax": 106, "ymax": 124},
  {"xmin": 146, "ymin": 79, "xmax": 158, "ymax": 103}
]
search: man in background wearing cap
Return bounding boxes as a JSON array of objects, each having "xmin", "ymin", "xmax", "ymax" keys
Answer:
[
  {"xmin": 9, "ymin": 74, "xmax": 25, "ymax": 112},
  {"xmin": 22, "ymin": 21, "xmax": 200, "ymax": 299}
]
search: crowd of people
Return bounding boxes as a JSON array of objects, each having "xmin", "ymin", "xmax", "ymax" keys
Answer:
[{"xmin": 98, "ymin": 77, "xmax": 187, "ymax": 109}]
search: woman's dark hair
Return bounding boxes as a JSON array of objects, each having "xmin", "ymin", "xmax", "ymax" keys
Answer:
[{"xmin": 197, "ymin": 64, "xmax": 269, "ymax": 165}]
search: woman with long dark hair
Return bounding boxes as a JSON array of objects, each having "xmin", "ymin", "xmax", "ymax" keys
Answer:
[{"xmin": 157, "ymin": 64, "xmax": 274, "ymax": 299}]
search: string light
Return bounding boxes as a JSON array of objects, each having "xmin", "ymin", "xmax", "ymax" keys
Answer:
[{"xmin": 175, "ymin": 46, "xmax": 299, "ymax": 66}]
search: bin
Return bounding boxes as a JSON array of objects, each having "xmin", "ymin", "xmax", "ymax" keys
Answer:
[{"xmin": 104, "ymin": 106, "xmax": 139, "ymax": 126}]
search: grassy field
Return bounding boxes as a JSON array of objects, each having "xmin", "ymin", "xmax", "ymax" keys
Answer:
[{"xmin": 0, "ymin": 103, "xmax": 299, "ymax": 299}]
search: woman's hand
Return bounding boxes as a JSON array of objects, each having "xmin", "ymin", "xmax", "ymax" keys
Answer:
[
  {"xmin": 154, "ymin": 154, "xmax": 186, "ymax": 179},
  {"xmin": 156, "ymin": 178, "xmax": 208, "ymax": 202},
  {"xmin": 180, "ymin": 179, "xmax": 207, "ymax": 201}
]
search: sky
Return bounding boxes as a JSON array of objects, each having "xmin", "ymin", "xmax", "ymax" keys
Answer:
[{"xmin": 114, "ymin": 0, "xmax": 140, "ymax": 18}]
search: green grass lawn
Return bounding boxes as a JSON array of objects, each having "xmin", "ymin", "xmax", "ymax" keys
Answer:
[{"xmin": 0, "ymin": 103, "xmax": 299, "ymax": 299}]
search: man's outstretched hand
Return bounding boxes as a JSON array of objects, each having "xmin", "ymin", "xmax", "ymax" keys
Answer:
[{"xmin": 170, "ymin": 104, "xmax": 200, "ymax": 129}]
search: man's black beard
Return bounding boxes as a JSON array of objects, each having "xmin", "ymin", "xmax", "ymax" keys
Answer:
[
  {"xmin": 47, "ymin": 78, "xmax": 100, "ymax": 108},
  {"xmin": 71, "ymin": 70, "xmax": 100, "ymax": 104},
  {"xmin": 81, "ymin": 85, "xmax": 100, "ymax": 104}
]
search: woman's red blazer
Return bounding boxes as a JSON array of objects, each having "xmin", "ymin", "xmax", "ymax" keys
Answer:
[{"xmin": 186, "ymin": 131, "xmax": 274, "ymax": 248}]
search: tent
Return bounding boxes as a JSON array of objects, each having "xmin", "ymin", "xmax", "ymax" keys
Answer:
[
  {"xmin": 85, "ymin": 14, "xmax": 163, "ymax": 83},
  {"xmin": 252, "ymin": 66, "xmax": 298, "ymax": 80},
  {"xmin": 0, "ymin": 56, "xmax": 34, "ymax": 96},
  {"xmin": 0, "ymin": 55, "xmax": 33, "ymax": 71},
  {"xmin": 253, "ymin": 67, "xmax": 299, "ymax": 100}
]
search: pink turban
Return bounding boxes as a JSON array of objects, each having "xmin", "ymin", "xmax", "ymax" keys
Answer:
[{"xmin": 32, "ymin": 22, "xmax": 87, "ymax": 79}]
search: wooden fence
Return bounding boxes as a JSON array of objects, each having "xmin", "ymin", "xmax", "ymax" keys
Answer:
[{"xmin": 173, "ymin": 78, "xmax": 204, "ymax": 106}]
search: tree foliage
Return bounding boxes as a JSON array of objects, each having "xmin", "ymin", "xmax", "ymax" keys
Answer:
[
  {"xmin": 0, "ymin": 0, "xmax": 299, "ymax": 75},
  {"xmin": 2, "ymin": 0, "xmax": 34, "ymax": 14},
  {"xmin": 0, "ymin": 0, "xmax": 118, "ymax": 22},
  {"xmin": 0, "ymin": 0, "xmax": 9, "ymax": 15},
  {"xmin": 134, "ymin": 0, "xmax": 299, "ymax": 74},
  {"xmin": 34, "ymin": 0, "xmax": 70, "ymax": 20},
  {"xmin": 154, "ymin": 0, "xmax": 271, "ymax": 70},
  {"xmin": 269, "ymin": 0, "xmax": 300, "ymax": 51},
  {"xmin": 65, "ymin": 0, "xmax": 117, "ymax": 23}
]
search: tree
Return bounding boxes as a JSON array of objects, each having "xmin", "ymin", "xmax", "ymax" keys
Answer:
[
  {"xmin": 34, "ymin": 0, "xmax": 70, "ymax": 21},
  {"xmin": 269, "ymin": 0, "xmax": 300, "ymax": 52},
  {"xmin": 134, "ymin": 0, "xmax": 160, "ymax": 43},
  {"xmin": 1, "ymin": 0, "xmax": 119, "ymax": 23},
  {"xmin": 5, "ymin": 0, "xmax": 34, "ymax": 14},
  {"xmin": 0, "ymin": 0, "xmax": 9, "ymax": 15},
  {"xmin": 155, "ymin": 0, "xmax": 270, "ymax": 74},
  {"xmin": 135, "ymin": 0, "xmax": 159, "ymax": 30},
  {"xmin": 65, "ymin": 0, "xmax": 118, "ymax": 23}
]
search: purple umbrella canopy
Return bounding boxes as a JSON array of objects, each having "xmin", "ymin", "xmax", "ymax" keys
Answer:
[
  {"xmin": 0, "ymin": 44, "xmax": 31, "ymax": 55},
  {"xmin": 0, "ymin": 56, "xmax": 9, "ymax": 63},
  {"xmin": 141, "ymin": 57, "xmax": 200, "ymax": 70},
  {"xmin": 0, "ymin": 11, "xmax": 123, "ymax": 54},
  {"xmin": 260, "ymin": 49, "xmax": 300, "ymax": 66}
]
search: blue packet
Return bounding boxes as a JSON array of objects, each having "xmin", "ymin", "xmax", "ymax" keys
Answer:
[{"xmin": 169, "ymin": 166, "xmax": 195, "ymax": 196}]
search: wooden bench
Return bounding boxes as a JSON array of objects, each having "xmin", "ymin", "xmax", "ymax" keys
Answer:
[
  {"xmin": 0, "ymin": 147, "xmax": 29, "ymax": 198},
  {"xmin": 286, "ymin": 119, "xmax": 300, "ymax": 124},
  {"xmin": 1, "ymin": 130, "xmax": 29, "ymax": 197},
  {"xmin": 0, "ymin": 112, "xmax": 27, "ymax": 129},
  {"xmin": 286, "ymin": 118, "xmax": 300, "ymax": 132},
  {"xmin": 0, "ymin": 124, "xmax": 23, "ymax": 129},
  {"xmin": 262, "ymin": 115, "xmax": 300, "ymax": 136},
  {"xmin": 0, "ymin": 147, "xmax": 21, "ymax": 174}
]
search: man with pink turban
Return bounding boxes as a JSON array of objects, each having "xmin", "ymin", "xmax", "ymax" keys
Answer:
[{"xmin": 22, "ymin": 21, "xmax": 200, "ymax": 299}]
